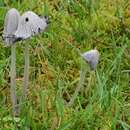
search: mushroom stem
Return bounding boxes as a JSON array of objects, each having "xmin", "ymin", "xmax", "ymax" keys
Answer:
[
  {"xmin": 67, "ymin": 62, "xmax": 87, "ymax": 107},
  {"xmin": 23, "ymin": 43, "xmax": 29, "ymax": 99},
  {"xmin": 85, "ymin": 71, "xmax": 95, "ymax": 97},
  {"xmin": 23, "ymin": 42, "xmax": 29, "ymax": 99},
  {"xmin": 10, "ymin": 44, "xmax": 17, "ymax": 116}
]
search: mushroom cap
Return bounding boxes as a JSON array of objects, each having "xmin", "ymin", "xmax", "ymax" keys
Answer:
[
  {"xmin": 3, "ymin": 8, "xmax": 20, "ymax": 46},
  {"xmin": 81, "ymin": 49, "xmax": 100, "ymax": 70},
  {"xmin": 14, "ymin": 11, "xmax": 48, "ymax": 40}
]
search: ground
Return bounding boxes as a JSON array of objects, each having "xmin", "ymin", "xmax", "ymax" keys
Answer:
[{"xmin": 0, "ymin": 0, "xmax": 130, "ymax": 130}]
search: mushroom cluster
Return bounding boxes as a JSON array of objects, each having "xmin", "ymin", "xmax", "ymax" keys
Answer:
[
  {"xmin": 3, "ymin": 8, "xmax": 100, "ymax": 115},
  {"xmin": 3, "ymin": 8, "xmax": 49, "ymax": 116}
]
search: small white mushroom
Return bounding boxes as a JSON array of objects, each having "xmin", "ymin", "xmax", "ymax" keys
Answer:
[
  {"xmin": 81, "ymin": 49, "xmax": 100, "ymax": 70},
  {"xmin": 3, "ymin": 8, "xmax": 20, "ymax": 116}
]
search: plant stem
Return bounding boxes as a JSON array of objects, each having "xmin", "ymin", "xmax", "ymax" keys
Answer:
[
  {"xmin": 23, "ymin": 42, "xmax": 29, "ymax": 99},
  {"xmin": 10, "ymin": 44, "xmax": 17, "ymax": 116}
]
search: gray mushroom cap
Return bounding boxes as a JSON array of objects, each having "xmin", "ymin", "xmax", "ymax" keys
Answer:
[
  {"xmin": 14, "ymin": 11, "xmax": 48, "ymax": 41},
  {"xmin": 3, "ymin": 8, "xmax": 20, "ymax": 46},
  {"xmin": 81, "ymin": 49, "xmax": 100, "ymax": 70}
]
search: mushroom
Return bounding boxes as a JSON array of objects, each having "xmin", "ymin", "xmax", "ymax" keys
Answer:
[
  {"xmin": 3, "ymin": 8, "xmax": 20, "ymax": 116},
  {"xmin": 14, "ymin": 11, "xmax": 49, "ymax": 99},
  {"xmin": 67, "ymin": 49, "xmax": 100, "ymax": 107}
]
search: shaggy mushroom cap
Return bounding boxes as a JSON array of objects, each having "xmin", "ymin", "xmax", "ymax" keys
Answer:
[{"xmin": 14, "ymin": 11, "xmax": 49, "ymax": 41}]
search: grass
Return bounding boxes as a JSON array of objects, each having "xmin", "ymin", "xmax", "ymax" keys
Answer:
[{"xmin": 0, "ymin": 0, "xmax": 130, "ymax": 129}]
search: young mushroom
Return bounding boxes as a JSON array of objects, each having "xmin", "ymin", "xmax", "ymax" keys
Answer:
[
  {"xmin": 3, "ymin": 8, "xmax": 20, "ymax": 116},
  {"xmin": 67, "ymin": 49, "xmax": 100, "ymax": 107},
  {"xmin": 81, "ymin": 49, "xmax": 100, "ymax": 96}
]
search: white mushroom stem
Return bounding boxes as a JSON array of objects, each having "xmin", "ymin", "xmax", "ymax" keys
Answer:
[
  {"xmin": 67, "ymin": 63, "xmax": 87, "ymax": 107},
  {"xmin": 10, "ymin": 44, "xmax": 17, "ymax": 116},
  {"xmin": 85, "ymin": 71, "xmax": 95, "ymax": 97},
  {"xmin": 23, "ymin": 42, "xmax": 29, "ymax": 99}
]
